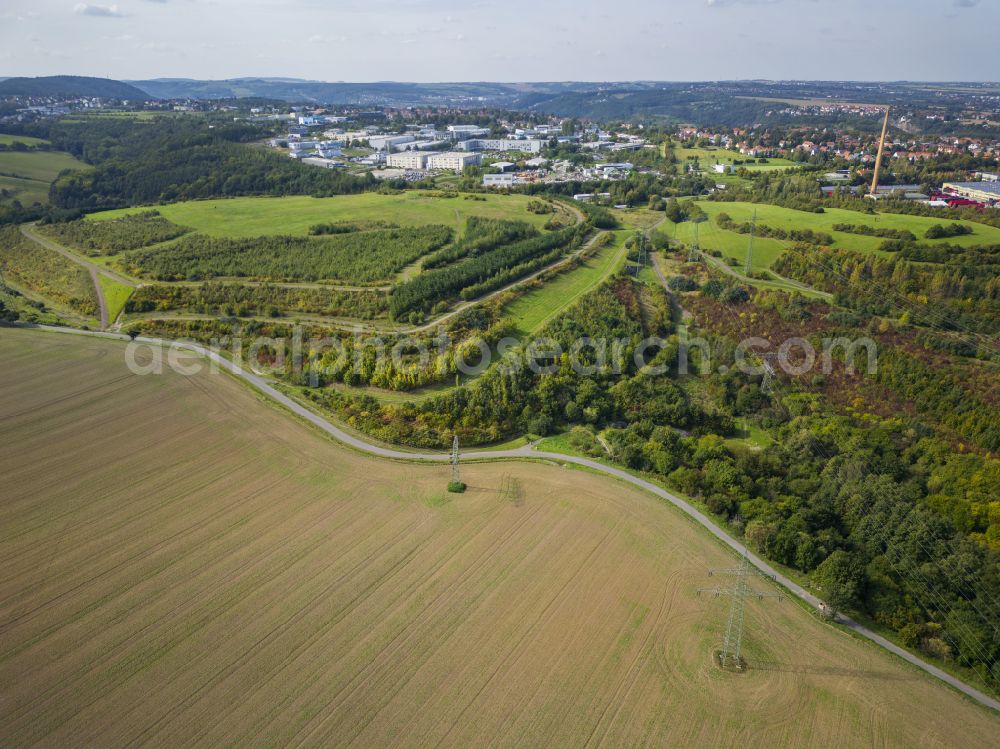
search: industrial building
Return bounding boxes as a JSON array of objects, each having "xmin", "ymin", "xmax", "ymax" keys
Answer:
[
  {"xmin": 483, "ymin": 173, "xmax": 516, "ymax": 188},
  {"xmin": 426, "ymin": 152, "xmax": 482, "ymax": 172},
  {"xmin": 446, "ymin": 125, "xmax": 490, "ymax": 140},
  {"xmin": 386, "ymin": 151, "xmax": 429, "ymax": 169},
  {"xmin": 942, "ymin": 181, "xmax": 1000, "ymax": 204},
  {"xmin": 458, "ymin": 138, "xmax": 545, "ymax": 154},
  {"xmin": 368, "ymin": 134, "xmax": 416, "ymax": 151}
]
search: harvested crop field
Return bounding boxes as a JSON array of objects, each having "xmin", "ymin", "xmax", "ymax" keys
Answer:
[{"xmin": 0, "ymin": 327, "xmax": 997, "ymax": 747}]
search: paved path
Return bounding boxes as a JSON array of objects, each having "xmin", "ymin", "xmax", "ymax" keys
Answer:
[
  {"xmin": 20, "ymin": 224, "xmax": 133, "ymax": 331},
  {"xmin": 20, "ymin": 224, "xmax": 138, "ymax": 288},
  {"xmin": 10, "ymin": 322, "xmax": 1000, "ymax": 715},
  {"xmin": 88, "ymin": 266, "xmax": 108, "ymax": 330}
]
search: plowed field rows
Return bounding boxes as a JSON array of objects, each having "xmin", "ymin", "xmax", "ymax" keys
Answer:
[{"xmin": 0, "ymin": 328, "xmax": 996, "ymax": 747}]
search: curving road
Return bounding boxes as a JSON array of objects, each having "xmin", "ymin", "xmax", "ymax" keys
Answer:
[{"xmin": 11, "ymin": 322, "xmax": 1000, "ymax": 715}]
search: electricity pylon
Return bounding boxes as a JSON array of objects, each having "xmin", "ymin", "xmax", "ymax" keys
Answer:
[
  {"xmin": 744, "ymin": 208, "xmax": 756, "ymax": 276},
  {"xmin": 687, "ymin": 220, "xmax": 701, "ymax": 263},
  {"xmin": 450, "ymin": 435, "xmax": 460, "ymax": 484},
  {"xmin": 699, "ymin": 550, "xmax": 782, "ymax": 670},
  {"xmin": 760, "ymin": 352, "xmax": 778, "ymax": 395},
  {"xmin": 637, "ymin": 234, "xmax": 648, "ymax": 267}
]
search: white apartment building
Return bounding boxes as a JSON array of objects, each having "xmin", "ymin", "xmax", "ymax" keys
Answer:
[
  {"xmin": 386, "ymin": 151, "xmax": 429, "ymax": 169},
  {"xmin": 446, "ymin": 125, "xmax": 490, "ymax": 140},
  {"xmin": 288, "ymin": 140, "xmax": 319, "ymax": 154},
  {"xmin": 459, "ymin": 138, "xmax": 545, "ymax": 154},
  {"xmin": 483, "ymin": 173, "xmax": 516, "ymax": 188},
  {"xmin": 368, "ymin": 134, "xmax": 416, "ymax": 151},
  {"xmin": 426, "ymin": 152, "xmax": 483, "ymax": 172}
]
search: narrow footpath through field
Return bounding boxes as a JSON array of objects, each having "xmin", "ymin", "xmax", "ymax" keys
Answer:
[{"xmin": 20, "ymin": 223, "xmax": 139, "ymax": 331}]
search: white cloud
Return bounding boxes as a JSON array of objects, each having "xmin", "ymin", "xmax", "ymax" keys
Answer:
[{"xmin": 74, "ymin": 4, "xmax": 125, "ymax": 17}]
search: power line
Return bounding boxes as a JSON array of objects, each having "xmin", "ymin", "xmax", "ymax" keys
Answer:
[
  {"xmin": 687, "ymin": 220, "xmax": 701, "ymax": 263},
  {"xmin": 745, "ymin": 208, "xmax": 756, "ymax": 276},
  {"xmin": 684, "ymin": 244, "xmax": 1000, "ymax": 681},
  {"xmin": 450, "ymin": 435, "xmax": 460, "ymax": 485},
  {"xmin": 699, "ymin": 549, "xmax": 782, "ymax": 670}
]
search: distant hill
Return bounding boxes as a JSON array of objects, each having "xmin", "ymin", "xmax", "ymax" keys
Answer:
[
  {"xmin": 0, "ymin": 75, "xmax": 150, "ymax": 99},
  {"xmin": 130, "ymin": 78, "xmax": 597, "ymax": 106}
]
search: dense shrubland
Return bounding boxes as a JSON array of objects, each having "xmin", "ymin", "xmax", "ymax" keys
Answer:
[
  {"xmin": 126, "ymin": 282, "xmax": 388, "ymax": 319},
  {"xmin": 0, "ymin": 226, "xmax": 98, "ymax": 316},
  {"xmin": 772, "ymin": 243, "xmax": 1000, "ymax": 336}
]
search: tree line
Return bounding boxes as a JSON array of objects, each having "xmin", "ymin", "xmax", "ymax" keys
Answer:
[
  {"xmin": 119, "ymin": 225, "xmax": 452, "ymax": 283},
  {"xmin": 389, "ymin": 226, "xmax": 583, "ymax": 319}
]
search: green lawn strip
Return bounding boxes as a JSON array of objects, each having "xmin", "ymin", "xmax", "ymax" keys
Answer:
[
  {"xmin": 0, "ymin": 133, "xmax": 50, "ymax": 146},
  {"xmin": 97, "ymin": 275, "xmax": 135, "ymax": 323},
  {"xmin": 504, "ymin": 230, "xmax": 629, "ymax": 336}
]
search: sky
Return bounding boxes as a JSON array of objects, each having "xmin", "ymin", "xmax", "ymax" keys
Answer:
[{"xmin": 1, "ymin": 0, "xmax": 998, "ymax": 83}]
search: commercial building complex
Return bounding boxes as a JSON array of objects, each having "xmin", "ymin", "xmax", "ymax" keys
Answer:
[
  {"xmin": 425, "ymin": 152, "xmax": 482, "ymax": 172},
  {"xmin": 458, "ymin": 138, "xmax": 545, "ymax": 154},
  {"xmin": 386, "ymin": 151, "xmax": 429, "ymax": 169},
  {"xmin": 942, "ymin": 181, "xmax": 1000, "ymax": 205}
]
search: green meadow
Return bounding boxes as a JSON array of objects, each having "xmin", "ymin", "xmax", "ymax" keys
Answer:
[
  {"xmin": 673, "ymin": 146, "xmax": 801, "ymax": 172},
  {"xmin": 88, "ymin": 193, "xmax": 561, "ymax": 238},
  {"xmin": 0, "ymin": 133, "xmax": 50, "ymax": 147},
  {"xmin": 0, "ymin": 150, "xmax": 87, "ymax": 205},
  {"xmin": 673, "ymin": 201, "xmax": 1000, "ymax": 269}
]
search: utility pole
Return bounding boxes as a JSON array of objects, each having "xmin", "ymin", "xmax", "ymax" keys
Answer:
[
  {"xmin": 744, "ymin": 208, "xmax": 756, "ymax": 276},
  {"xmin": 699, "ymin": 550, "xmax": 782, "ymax": 670},
  {"xmin": 450, "ymin": 435, "xmax": 460, "ymax": 485},
  {"xmin": 760, "ymin": 352, "xmax": 778, "ymax": 395},
  {"xmin": 687, "ymin": 220, "xmax": 701, "ymax": 263}
]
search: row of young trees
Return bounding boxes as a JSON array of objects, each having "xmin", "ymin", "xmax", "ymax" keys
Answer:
[
  {"xmin": 421, "ymin": 217, "xmax": 538, "ymax": 270},
  {"xmin": 126, "ymin": 282, "xmax": 389, "ymax": 320},
  {"xmin": 389, "ymin": 226, "xmax": 583, "ymax": 318},
  {"xmin": 831, "ymin": 222, "xmax": 916, "ymax": 241},
  {"xmin": 37, "ymin": 210, "xmax": 189, "ymax": 255},
  {"xmin": 715, "ymin": 212, "xmax": 833, "ymax": 245},
  {"xmin": 119, "ymin": 225, "xmax": 453, "ymax": 283}
]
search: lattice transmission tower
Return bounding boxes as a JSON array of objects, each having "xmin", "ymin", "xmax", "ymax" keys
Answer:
[
  {"xmin": 744, "ymin": 208, "xmax": 757, "ymax": 276},
  {"xmin": 699, "ymin": 550, "xmax": 782, "ymax": 670},
  {"xmin": 450, "ymin": 435, "xmax": 460, "ymax": 484},
  {"xmin": 687, "ymin": 220, "xmax": 701, "ymax": 263}
]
